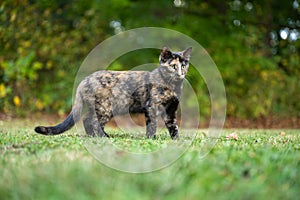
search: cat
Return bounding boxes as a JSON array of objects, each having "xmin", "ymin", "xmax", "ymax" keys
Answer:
[{"xmin": 35, "ymin": 46, "xmax": 192, "ymax": 139}]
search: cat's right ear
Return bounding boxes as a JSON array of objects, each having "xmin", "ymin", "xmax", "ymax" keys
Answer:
[
  {"xmin": 182, "ymin": 47, "xmax": 192, "ymax": 60},
  {"xmin": 160, "ymin": 46, "xmax": 172, "ymax": 63}
]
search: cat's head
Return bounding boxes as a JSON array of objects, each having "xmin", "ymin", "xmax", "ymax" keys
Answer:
[{"xmin": 159, "ymin": 46, "xmax": 192, "ymax": 80}]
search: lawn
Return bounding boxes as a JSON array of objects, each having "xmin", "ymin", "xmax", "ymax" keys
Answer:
[{"xmin": 0, "ymin": 119, "xmax": 299, "ymax": 200}]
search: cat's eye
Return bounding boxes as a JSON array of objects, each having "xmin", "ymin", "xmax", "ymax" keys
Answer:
[{"xmin": 171, "ymin": 64, "xmax": 176, "ymax": 69}]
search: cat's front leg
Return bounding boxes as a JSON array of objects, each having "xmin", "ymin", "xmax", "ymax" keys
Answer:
[
  {"xmin": 164, "ymin": 116, "xmax": 179, "ymax": 139},
  {"xmin": 162, "ymin": 99, "xmax": 180, "ymax": 139},
  {"xmin": 145, "ymin": 103, "xmax": 158, "ymax": 139}
]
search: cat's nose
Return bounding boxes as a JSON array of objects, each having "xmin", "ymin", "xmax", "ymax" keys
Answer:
[{"xmin": 178, "ymin": 66, "xmax": 182, "ymax": 76}]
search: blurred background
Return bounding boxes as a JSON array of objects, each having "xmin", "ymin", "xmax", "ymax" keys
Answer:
[{"xmin": 0, "ymin": 0, "xmax": 299, "ymax": 127}]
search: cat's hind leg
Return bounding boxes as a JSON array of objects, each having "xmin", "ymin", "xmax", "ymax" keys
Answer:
[
  {"xmin": 145, "ymin": 102, "xmax": 158, "ymax": 139},
  {"xmin": 95, "ymin": 109, "xmax": 112, "ymax": 138},
  {"xmin": 83, "ymin": 116, "xmax": 94, "ymax": 136},
  {"xmin": 98, "ymin": 124, "xmax": 110, "ymax": 138},
  {"xmin": 83, "ymin": 108, "xmax": 110, "ymax": 137}
]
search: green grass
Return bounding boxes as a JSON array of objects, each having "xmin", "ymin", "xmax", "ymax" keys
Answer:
[{"xmin": 0, "ymin": 120, "xmax": 299, "ymax": 200}]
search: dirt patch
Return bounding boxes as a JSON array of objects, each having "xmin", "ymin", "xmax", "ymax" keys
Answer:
[
  {"xmin": 1, "ymin": 113, "xmax": 299, "ymax": 129},
  {"xmin": 223, "ymin": 116, "xmax": 300, "ymax": 129}
]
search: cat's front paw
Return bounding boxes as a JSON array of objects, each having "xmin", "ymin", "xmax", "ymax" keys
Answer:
[
  {"xmin": 171, "ymin": 133, "xmax": 179, "ymax": 140},
  {"xmin": 146, "ymin": 133, "xmax": 156, "ymax": 140},
  {"xmin": 170, "ymin": 130, "xmax": 179, "ymax": 140}
]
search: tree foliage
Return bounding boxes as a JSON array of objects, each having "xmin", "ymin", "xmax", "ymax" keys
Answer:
[{"xmin": 0, "ymin": 0, "xmax": 299, "ymax": 119}]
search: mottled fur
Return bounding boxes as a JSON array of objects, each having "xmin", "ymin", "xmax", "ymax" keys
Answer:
[{"xmin": 35, "ymin": 46, "xmax": 192, "ymax": 139}]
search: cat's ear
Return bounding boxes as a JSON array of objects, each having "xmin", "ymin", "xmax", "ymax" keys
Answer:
[
  {"xmin": 160, "ymin": 46, "xmax": 172, "ymax": 63},
  {"xmin": 161, "ymin": 46, "xmax": 171, "ymax": 53},
  {"xmin": 182, "ymin": 47, "xmax": 192, "ymax": 60}
]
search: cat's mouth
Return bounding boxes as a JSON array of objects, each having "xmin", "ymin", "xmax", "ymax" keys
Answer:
[{"xmin": 175, "ymin": 74, "xmax": 185, "ymax": 80}]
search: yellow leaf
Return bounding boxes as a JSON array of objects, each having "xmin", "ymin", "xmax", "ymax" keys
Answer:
[
  {"xmin": 13, "ymin": 96, "xmax": 21, "ymax": 107},
  {"xmin": 22, "ymin": 40, "xmax": 31, "ymax": 48},
  {"xmin": 17, "ymin": 47, "xmax": 24, "ymax": 54},
  {"xmin": 280, "ymin": 131, "xmax": 286, "ymax": 136},
  {"xmin": 10, "ymin": 11, "xmax": 17, "ymax": 22},
  {"xmin": 260, "ymin": 70, "xmax": 268, "ymax": 80},
  {"xmin": 35, "ymin": 100, "xmax": 44, "ymax": 110},
  {"xmin": 46, "ymin": 61, "xmax": 53, "ymax": 69},
  {"xmin": 0, "ymin": 84, "xmax": 6, "ymax": 98},
  {"xmin": 33, "ymin": 62, "xmax": 43, "ymax": 70}
]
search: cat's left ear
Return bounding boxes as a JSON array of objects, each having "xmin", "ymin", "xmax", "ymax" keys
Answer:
[
  {"xmin": 160, "ymin": 46, "xmax": 173, "ymax": 63},
  {"xmin": 182, "ymin": 47, "xmax": 192, "ymax": 60},
  {"xmin": 161, "ymin": 46, "xmax": 172, "ymax": 57}
]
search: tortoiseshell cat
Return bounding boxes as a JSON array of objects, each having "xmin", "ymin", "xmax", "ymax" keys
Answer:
[{"xmin": 35, "ymin": 46, "xmax": 192, "ymax": 139}]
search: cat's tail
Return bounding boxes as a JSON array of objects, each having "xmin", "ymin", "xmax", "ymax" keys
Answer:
[{"xmin": 34, "ymin": 91, "xmax": 83, "ymax": 135}]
